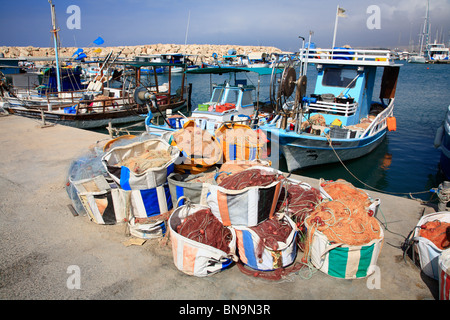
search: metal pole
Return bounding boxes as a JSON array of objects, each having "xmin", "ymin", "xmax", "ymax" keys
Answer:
[{"xmin": 49, "ymin": 1, "xmax": 62, "ymax": 93}]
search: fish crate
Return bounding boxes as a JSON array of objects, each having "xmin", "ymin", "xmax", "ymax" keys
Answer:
[{"xmin": 329, "ymin": 126, "xmax": 350, "ymax": 139}]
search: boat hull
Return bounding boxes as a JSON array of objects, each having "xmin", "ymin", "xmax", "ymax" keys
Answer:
[{"xmin": 263, "ymin": 127, "xmax": 387, "ymax": 171}]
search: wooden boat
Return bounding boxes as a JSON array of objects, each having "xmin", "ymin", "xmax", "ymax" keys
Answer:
[{"xmin": 259, "ymin": 47, "xmax": 401, "ymax": 171}]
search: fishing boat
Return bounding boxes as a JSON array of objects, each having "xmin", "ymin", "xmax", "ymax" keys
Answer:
[
  {"xmin": 259, "ymin": 47, "xmax": 401, "ymax": 171},
  {"xmin": 1, "ymin": 2, "xmax": 191, "ymax": 129},
  {"xmin": 143, "ymin": 66, "xmax": 281, "ymax": 141}
]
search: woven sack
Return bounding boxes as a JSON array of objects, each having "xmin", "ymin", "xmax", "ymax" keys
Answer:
[
  {"xmin": 305, "ymin": 219, "xmax": 384, "ymax": 279},
  {"xmin": 71, "ymin": 175, "xmax": 126, "ymax": 225},
  {"xmin": 215, "ymin": 123, "xmax": 267, "ymax": 162},
  {"xmin": 439, "ymin": 248, "xmax": 450, "ymax": 300},
  {"xmin": 102, "ymin": 138, "xmax": 179, "ymax": 190},
  {"xmin": 206, "ymin": 166, "xmax": 283, "ymax": 227},
  {"xmin": 168, "ymin": 200, "xmax": 237, "ymax": 277},
  {"xmin": 234, "ymin": 215, "xmax": 297, "ymax": 271},
  {"xmin": 167, "ymin": 169, "xmax": 218, "ymax": 207},
  {"xmin": 413, "ymin": 211, "xmax": 450, "ymax": 280}
]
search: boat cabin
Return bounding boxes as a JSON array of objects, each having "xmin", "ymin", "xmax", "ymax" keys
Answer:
[{"xmin": 300, "ymin": 48, "xmax": 400, "ymax": 128}]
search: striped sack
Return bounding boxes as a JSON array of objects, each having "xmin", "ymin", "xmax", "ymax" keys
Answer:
[
  {"xmin": 234, "ymin": 215, "xmax": 297, "ymax": 271},
  {"xmin": 167, "ymin": 170, "xmax": 217, "ymax": 207},
  {"xmin": 71, "ymin": 175, "xmax": 126, "ymax": 225},
  {"xmin": 413, "ymin": 211, "xmax": 450, "ymax": 280},
  {"xmin": 102, "ymin": 138, "xmax": 180, "ymax": 190},
  {"xmin": 206, "ymin": 167, "xmax": 283, "ymax": 227},
  {"xmin": 439, "ymin": 248, "xmax": 450, "ymax": 300},
  {"xmin": 168, "ymin": 203, "xmax": 237, "ymax": 277},
  {"xmin": 121, "ymin": 182, "xmax": 172, "ymax": 218},
  {"xmin": 307, "ymin": 221, "xmax": 384, "ymax": 279}
]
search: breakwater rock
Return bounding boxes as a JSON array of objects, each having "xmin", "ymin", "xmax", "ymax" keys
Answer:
[{"xmin": 0, "ymin": 44, "xmax": 284, "ymax": 63}]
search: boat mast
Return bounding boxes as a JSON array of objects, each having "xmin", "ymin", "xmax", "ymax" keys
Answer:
[{"xmin": 49, "ymin": 0, "xmax": 62, "ymax": 93}]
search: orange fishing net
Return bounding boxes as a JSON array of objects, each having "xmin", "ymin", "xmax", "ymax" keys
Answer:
[
  {"xmin": 304, "ymin": 179, "xmax": 382, "ymax": 260},
  {"xmin": 419, "ymin": 220, "xmax": 450, "ymax": 250},
  {"xmin": 171, "ymin": 121, "xmax": 222, "ymax": 167},
  {"xmin": 176, "ymin": 208, "xmax": 232, "ymax": 253}
]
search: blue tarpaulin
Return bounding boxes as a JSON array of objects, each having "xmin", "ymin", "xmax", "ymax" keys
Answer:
[{"xmin": 93, "ymin": 37, "xmax": 104, "ymax": 45}]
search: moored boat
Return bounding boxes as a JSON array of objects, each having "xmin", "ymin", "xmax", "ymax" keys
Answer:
[{"xmin": 260, "ymin": 47, "xmax": 401, "ymax": 171}]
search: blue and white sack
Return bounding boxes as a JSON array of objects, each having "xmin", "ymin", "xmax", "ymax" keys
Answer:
[
  {"xmin": 101, "ymin": 138, "xmax": 180, "ymax": 190},
  {"xmin": 234, "ymin": 215, "xmax": 297, "ymax": 271}
]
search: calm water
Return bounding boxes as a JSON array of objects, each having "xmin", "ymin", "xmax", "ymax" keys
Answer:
[{"xmin": 102, "ymin": 62, "xmax": 450, "ymax": 201}]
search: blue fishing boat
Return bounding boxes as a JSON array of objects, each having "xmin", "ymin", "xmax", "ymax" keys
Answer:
[{"xmin": 260, "ymin": 47, "xmax": 401, "ymax": 171}]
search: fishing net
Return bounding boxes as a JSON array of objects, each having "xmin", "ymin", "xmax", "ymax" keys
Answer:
[
  {"xmin": 249, "ymin": 217, "xmax": 293, "ymax": 259},
  {"xmin": 321, "ymin": 179, "xmax": 371, "ymax": 208},
  {"xmin": 304, "ymin": 179, "xmax": 382, "ymax": 261},
  {"xmin": 176, "ymin": 208, "xmax": 232, "ymax": 253},
  {"xmin": 218, "ymin": 168, "xmax": 282, "ymax": 190},
  {"xmin": 171, "ymin": 121, "xmax": 222, "ymax": 167},
  {"xmin": 215, "ymin": 123, "xmax": 267, "ymax": 162},
  {"xmin": 214, "ymin": 160, "xmax": 271, "ymax": 184},
  {"xmin": 277, "ymin": 182, "xmax": 322, "ymax": 225},
  {"xmin": 419, "ymin": 220, "xmax": 450, "ymax": 250}
]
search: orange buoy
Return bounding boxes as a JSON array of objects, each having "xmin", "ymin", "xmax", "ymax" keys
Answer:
[{"xmin": 387, "ymin": 116, "xmax": 397, "ymax": 131}]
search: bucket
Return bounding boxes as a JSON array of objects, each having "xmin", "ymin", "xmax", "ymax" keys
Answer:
[
  {"xmin": 168, "ymin": 200, "xmax": 237, "ymax": 277},
  {"xmin": 439, "ymin": 248, "xmax": 450, "ymax": 300}
]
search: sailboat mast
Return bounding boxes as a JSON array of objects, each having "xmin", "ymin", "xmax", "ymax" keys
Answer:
[{"xmin": 49, "ymin": 0, "xmax": 62, "ymax": 93}]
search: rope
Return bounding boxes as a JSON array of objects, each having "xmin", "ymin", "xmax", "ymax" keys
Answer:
[{"xmin": 324, "ymin": 134, "xmax": 433, "ymax": 198}]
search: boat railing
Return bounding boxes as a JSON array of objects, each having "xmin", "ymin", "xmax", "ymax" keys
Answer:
[
  {"xmin": 361, "ymin": 99, "xmax": 394, "ymax": 137},
  {"xmin": 308, "ymin": 100, "xmax": 358, "ymax": 116},
  {"xmin": 298, "ymin": 48, "xmax": 394, "ymax": 66}
]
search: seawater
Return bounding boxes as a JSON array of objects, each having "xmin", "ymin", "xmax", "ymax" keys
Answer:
[{"xmin": 101, "ymin": 62, "xmax": 450, "ymax": 201}]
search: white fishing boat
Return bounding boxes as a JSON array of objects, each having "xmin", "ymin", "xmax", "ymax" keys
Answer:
[
  {"xmin": 259, "ymin": 46, "xmax": 401, "ymax": 171},
  {"xmin": 426, "ymin": 41, "xmax": 450, "ymax": 63},
  {"xmin": 144, "ymin": 67, "xmax": 276, "ymax": 137}
]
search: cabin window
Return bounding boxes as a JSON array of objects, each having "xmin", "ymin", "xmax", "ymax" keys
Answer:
[
  {"xmin": 241, "ymin": 90, "xmax": 253, "ymax": 107},
  {"xmin": 322, "ymin": 68, "xmax": 358, "ymax": 88},
  {"xmin": 211, "ymin": 88, "xmax": 224, "ymax": 103},
  {"xmin": 224, "ymin": 90, "xmax": 239, "ymax": 104}
]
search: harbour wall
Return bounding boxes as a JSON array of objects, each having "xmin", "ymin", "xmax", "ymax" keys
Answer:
[{"xmin": 0, "ymin": 44, "xmax": 284, "ymax": 63}]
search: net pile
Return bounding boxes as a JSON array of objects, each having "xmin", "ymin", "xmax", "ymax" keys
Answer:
[
  {"xmin": 172, "ymin": 124, "xmax": 221, "ymax": 166},
  {"xmin": 218, "ymin": 168, "xmax": 281, "ymax": 190},
  {"xmin": 249, "ymin": 218, "xmax": 293, "ymax": 259},
  {"xmin": 419, "ymin": 220, "xmax": 450, "ymax": 250},
  {"xmin": 277, "ymin": 182, "xmax": 322, "ymax": 225},
  {"xmin": 117, "ymin": 149, "xmax": 172, "ymax": 174},
  {"xmin": 305, "ymin": 179, "xmax": 382, "ymax": 246},
  {"xmin": 176, "ymin": 208, "xmax": 232, "ymax": 253}
]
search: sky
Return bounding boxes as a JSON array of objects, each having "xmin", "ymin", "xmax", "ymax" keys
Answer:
[{"xmin": 0, "ymin": 0, "xmax": 449, "ymax": 52}]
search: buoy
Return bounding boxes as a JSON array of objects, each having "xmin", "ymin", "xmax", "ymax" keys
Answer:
[{"xmin": 387, "ymin": 116, "xmax": 396, "ymax": 131}]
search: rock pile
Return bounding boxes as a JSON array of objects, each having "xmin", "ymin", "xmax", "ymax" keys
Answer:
[{"xmin": 0, "ymin": 44, "xmax": 284, "ymax": 63}]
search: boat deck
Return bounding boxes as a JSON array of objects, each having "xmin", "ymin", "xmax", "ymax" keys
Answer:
[{"xmin": 0, "ymin": 114, "xmax": 440, "ymax": 303}]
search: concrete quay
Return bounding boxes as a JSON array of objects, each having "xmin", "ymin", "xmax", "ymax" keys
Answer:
[{"xmin": 0, "ymin": 115, "xmax": 440, "ymax": 303}]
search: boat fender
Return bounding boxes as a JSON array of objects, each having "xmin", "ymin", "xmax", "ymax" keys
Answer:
[
  {"xmin": 434, "ymin": 125, "xmax": 444, "ymax": 148},
  {"xmin": 387, "ymin": 116, "xmax": 396, "ymax": 132}
]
